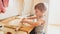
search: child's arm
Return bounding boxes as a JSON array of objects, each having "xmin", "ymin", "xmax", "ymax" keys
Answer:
[{"xmin": 22, "ymin": 18, "xmax": 45, "ymax": 27}]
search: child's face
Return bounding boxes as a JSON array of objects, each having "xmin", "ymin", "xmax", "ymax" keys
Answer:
[{"xmin": 35, "ymin": 9, "xmax": 44, "ymax": 17}]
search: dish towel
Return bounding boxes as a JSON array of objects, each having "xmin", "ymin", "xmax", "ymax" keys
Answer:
[{"xmin": 0, "ymin": 0, "xmax": 9, "ymax": 13}]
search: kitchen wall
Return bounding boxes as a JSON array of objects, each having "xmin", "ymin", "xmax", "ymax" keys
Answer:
[
  {"xmin": 0, "ymin": 0, "xmax": 24, "ymax": 20},
  {"xmin": 47, "ymin": 0, "xmax": 60, "ymax": 34}
]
